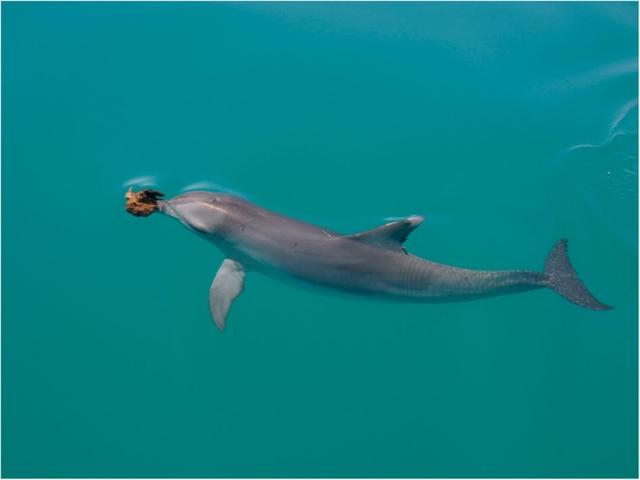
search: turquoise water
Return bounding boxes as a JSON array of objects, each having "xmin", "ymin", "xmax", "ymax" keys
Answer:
[{"xmin": 2, "ymin": 2, "xmax": 637, "ymax": 477}]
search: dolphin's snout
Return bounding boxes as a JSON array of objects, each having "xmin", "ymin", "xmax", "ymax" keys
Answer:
[
  {"xmin": 407, "ymin": 215, "xmax": 425, "ymax": 226},
  {"xmin": 158, "ymin": 195, "xmax": 227, "ymax": 234}
]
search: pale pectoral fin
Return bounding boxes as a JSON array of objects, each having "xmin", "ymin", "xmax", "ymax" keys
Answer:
[
  {"xmin": 209, "ymin": 259, "xmax": 246, "ymax": 330},
  {"xmin": 345, "ymin": 215, "xmax": 425, "ymax": 252}
]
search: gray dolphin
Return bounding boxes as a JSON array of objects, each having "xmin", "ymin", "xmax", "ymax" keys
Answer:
[{"xmin": 128, "ymin": 189, "xmax": 612, "ymax": 330}]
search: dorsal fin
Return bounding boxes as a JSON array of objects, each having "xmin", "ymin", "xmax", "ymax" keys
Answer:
[{"xmin": 346, "ymin": 215, "xmax": 424, "ymax": 252}]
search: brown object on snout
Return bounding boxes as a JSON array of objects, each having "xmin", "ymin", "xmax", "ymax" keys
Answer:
[{"xmin": 125, "ymin": 188, "xmax": 165, "ymax": 217}]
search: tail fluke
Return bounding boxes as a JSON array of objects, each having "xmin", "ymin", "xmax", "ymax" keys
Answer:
[{"xmin": 544, "ymin": 239, "xmax": 612, "ymax": 310}]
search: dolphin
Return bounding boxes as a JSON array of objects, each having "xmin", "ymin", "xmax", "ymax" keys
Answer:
[{"xmin": 126, "ymin": 189, "xmax": 612, "ymax": 330}]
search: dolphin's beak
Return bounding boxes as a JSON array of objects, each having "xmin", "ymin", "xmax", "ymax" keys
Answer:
[
  {"xmin": 154, "ymin": 198, "xmax": 207, "ymax": 233},
  {"xmin": 157, "ymin": 199, "xmax": 180, "ymax": 219}
]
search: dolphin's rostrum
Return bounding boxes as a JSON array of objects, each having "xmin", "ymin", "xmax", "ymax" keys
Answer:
[{"xmin": 126, "ymin": 189, "xmax": 612, "ymax": 330}]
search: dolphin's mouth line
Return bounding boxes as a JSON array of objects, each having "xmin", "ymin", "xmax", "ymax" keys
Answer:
[{"xmin": 155, "ymin": 198, "xmax": 210, "ymax": 235}]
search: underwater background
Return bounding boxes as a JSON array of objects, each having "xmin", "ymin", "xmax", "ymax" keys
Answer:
[{"xmin": 2, "ymin": 2, "xmax": 638, "ymax": 477}]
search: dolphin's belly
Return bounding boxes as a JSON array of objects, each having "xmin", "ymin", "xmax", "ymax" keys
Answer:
[{"xmin": 233, "ymin": 233, "xmax": 420, "ymax": 295}]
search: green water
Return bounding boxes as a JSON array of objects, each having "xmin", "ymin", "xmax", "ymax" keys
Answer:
[{"xmin": 2, "ymin": 2, "xmax": 637, "ymax": 477}]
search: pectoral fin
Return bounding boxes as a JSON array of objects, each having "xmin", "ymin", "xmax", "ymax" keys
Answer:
[
  {"xmin": 209, "ymin": 259, "xmax": 246, "ymax": 330},
  {"xmin": 346, "ymin": 215, "xmax": 425, "ymax": 252}
]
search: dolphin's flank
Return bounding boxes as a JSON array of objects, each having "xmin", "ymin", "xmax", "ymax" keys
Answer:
[{"xmin": 125, "ymin": 189, "xmax": 612, "ymax": 330}]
